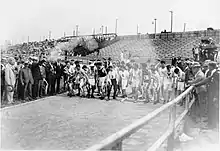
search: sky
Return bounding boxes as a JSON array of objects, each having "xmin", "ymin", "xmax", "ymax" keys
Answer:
[{"xmin": 1, "ymin": 0, "xmax": 220, "ymax": 45}]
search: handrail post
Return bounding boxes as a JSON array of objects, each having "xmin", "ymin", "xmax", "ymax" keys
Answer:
[
  {"xmin": 103, "ymin": 141, "xmax": 122, "ymax": 151},
  {"xmin": 185, "ymin": 93, "xmax": 189, "ymax": 111},
  {"xmin": 167, "ymin": 103, "xmax": 176, "ymax": 151}
]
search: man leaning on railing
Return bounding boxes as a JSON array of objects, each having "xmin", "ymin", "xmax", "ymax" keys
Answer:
[{"xmin": 193, "ymin": 61, "xmax": 219, "ymax": 129}]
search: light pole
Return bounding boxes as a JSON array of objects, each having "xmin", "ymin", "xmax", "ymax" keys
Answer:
[
  {"xmin": 153, "ymin": 19, "xmax": 157, "ymax": 39},
  {"xmin": 73, "ymin": 30, "xmax": 75, "ymax": 36},
  {"xmin": 183, "ymin": 23, "xmax": 186, "ymax": 32},
  {"xmin": 93, "ymin": 28, "xmax": 95, "ymax": 35},
  {"xmin": 76, "ymin": 25, "xmax": 79, "ymax": 36},
  {"xmin": 64, "ymin": 32, "xmax": 66, "ymax": 37},
  {"xmin": 101, "ymin": 25, "xmax": 104, "ymax": 34},
  {"xmin": 49, "ymin": 31, "xmax": 51, "ymax": 40},
  {"xmin": 169, "ymin": 11, "xmax": 173, "ymax": 33},
  {"xmin": 115, "ymin": 18, "xmax": 118, "ymax": 34},
  {"xmin": 137, "ymin": 24, "xmax": 139, "ymax": 35},
  {"xmin": 105, "ymin": 26, "xmax": 108, "ymax": 34}
]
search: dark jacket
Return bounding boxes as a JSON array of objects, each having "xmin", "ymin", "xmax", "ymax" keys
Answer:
[
  {"xmin": 31, "ymin": 63, "xmax": 42, "ymax": 80},
  {"xmin": 55, "ymin": 62, "xmax": 63, "ymax": 77},
  {"xmin": 19, "ymin": 67, "xmax": 34, "ymax": 84},
  {"xmin": 171, "ymin": 57, "xmax": 177, "ymax": 66}
]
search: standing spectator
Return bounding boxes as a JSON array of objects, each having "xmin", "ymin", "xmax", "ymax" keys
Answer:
[
  {"xmin": 19, "ymin": 61, "xmax": 34, "ymax": 101},
  {"xmin": 46, "ymin": 60, "xmax": 56, "ymax": 95},
  {"xmin": 183, "ymin": 60, "xmax": 192, "ymax": 87},
  {"xmin": 39, "ymin": 60, "xmax": 47, "ymax": 97},
  {"xmin": 177, "ymin": 57, "xmax": 184, "ymax": 71},
  {"xmin": 5, "ymin": 57, "xmax": 16, "ymax": 104},
  {"xmin": 1, "ymin": 58, "xmax": 7, "ymax": 102},
  {"xmin": 202, "ymin": 62, "xmax": 209, "ymax": 75},
  {"xmin": 55, "ymin": 59, "xmax": 63, "ymax": 93},
  {"xmin": 171, "ymin": 54, "xmax": 177, "ymax": 66},
  {"xmin": 194, "ymin": 47, "xmax": 199, "ymax": 61},
  {"xmin": 16, "ymin": 60, "xmax": 24, "ymax": 101},
  {"xmin": 195, "ymin": 62, "xmax": 219, "ymax": 129},
  {"xmin": 188, "ymin": 62, "xmax": 206, "ymax": 120},
  {"xmin": 31, "ymin": 57, "xmax": 41, "ymax": 99}
]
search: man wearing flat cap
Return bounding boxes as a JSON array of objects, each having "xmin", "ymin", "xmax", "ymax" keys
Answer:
[
  {"xmin": 188, "ymin": 62, "xmax": 206, "ymax": 120},
  {"xmin": 194, "ymin": 61, "xmax": 219, "ymax": 129}
]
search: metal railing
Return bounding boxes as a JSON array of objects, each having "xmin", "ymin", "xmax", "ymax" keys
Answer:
[{"xmin": 85, "ymin": 86, "xmax": 195, "ymax": 151}]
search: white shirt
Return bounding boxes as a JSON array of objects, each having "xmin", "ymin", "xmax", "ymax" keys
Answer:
[
  {"xmin": 69, "ymin": 65, "xmax": 75, "ymax": 74},
  {"xmin": 194, "ymin": 48, "xmax": 199, "ymax": 54},
  {"xmin": 108, "ymin": 69, "xmax": 117, "ymax": 79},
  {"xmin": 158, "ymin": 67, "xmax": 167, "ymax": 78},
  {"xmin": 120, "ymin": 70, "xmax": 129, "ymax": 81}
]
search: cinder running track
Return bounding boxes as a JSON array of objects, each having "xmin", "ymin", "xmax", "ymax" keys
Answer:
[{"xmin": 1, "ymin": 94, "xmax": 184, "ymax": 150}]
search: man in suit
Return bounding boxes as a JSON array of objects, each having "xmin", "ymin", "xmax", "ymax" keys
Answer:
[
  {"xmin": 194, "ymin": 62, "xmax": 219, "ymax": 129},
  {"xmin": 38, "ymin": 59, "xmax": 47, "ymax": 97},
  {"xmin": 188, "ymin": 62, "xmax": 206, "ymax": 120},
  {"xmin": 4, "ymin": 57, "xmax": 16, "ymax": 104},
  {"xmin": 1, "ymin": 58, "xmax": 7, "ymax": 102},
  {"xmin": 46, "ymin": 60, "xmax": 56, "ymax": 95},
  {"xmin": 19, "ymin": 61, "xmax": 34, "ymax": 101},
  {"xmin": 55, "ymin": 59, "xmax": 63, "ymax": 94},
  {"xmin": 171, "ymin": 54, "xmax": 177, "ymax": 66},
  {"xmin": 31, "ymin": 57, "xmax": 41, "ymax": 99}
]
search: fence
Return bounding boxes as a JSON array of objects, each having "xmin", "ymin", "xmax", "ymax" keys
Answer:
[{"xmin": 85, "ymin": 86, "xmax": 195, "ymax": 151}]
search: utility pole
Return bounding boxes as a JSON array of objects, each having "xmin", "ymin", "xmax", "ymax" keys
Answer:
[
  {"xmin": 73, "ymin": 30, "xmax": 75, "ymax": 36},
  {"xmin": 115, "ymin": 18, "xmax": 118, "ymax": 34},
  {"xmin": 64, "ymin": 32, "xmax": 66, "ymax": 37},
  {"xmin": 105, "ymin": 26, "xmax": 108, "ymax": 34},
  {"xmin": 169, "ymin": 11, "xmax": 173, "ymax": 33},
  {"xmin": 93, "ymin": 28, "xmax": 95, "ymax": 35},
  {"xmin": 137, "ymin": 24, "xmax": 139, "ymax": 35},
  {"xmin": 154, "ymin": 19, "xmax": 157, "ymax": 39},
  {"xmin": 49, "ymin": 31, "xmax": 51, "ymax": 40},
  {"xmin": 27, "ymin": 36, "xmax": 29, "ymax": 44},
  {"xmin": 76, "ymin": 25, "xmax": 79, "ymax": 36},
  {"xmin": 183, "ymin": 23, "xmax": 186, "ymax": 32},
  {"xmin": 101, "ymin": 25, "xmax": 104, "ymax": 34}
]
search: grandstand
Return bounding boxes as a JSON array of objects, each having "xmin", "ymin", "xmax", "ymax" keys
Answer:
[
  {"xmin": 94, "ymin": 29, "xmax": 220, "ymax": 62},
  {"xmin": 4, "ymin": 29, "xmax": 220, "ymax": 63}
]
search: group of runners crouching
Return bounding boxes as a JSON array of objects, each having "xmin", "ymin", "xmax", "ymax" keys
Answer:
[{"xmin": 64, "ymin": 58, "xmax": 188, "ymax": 104}]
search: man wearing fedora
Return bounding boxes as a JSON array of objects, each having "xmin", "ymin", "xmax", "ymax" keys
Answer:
[
  {"xmin": 188, "ymin": 62, "xmax": 206, "ymax": 120},
  {"xmin": 19, "ymin": 60, "xmax": 34, "ymax": 102},
  {"xmin": 5, "ymin": 57, "xmax": 16, "ymax": 104}
]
